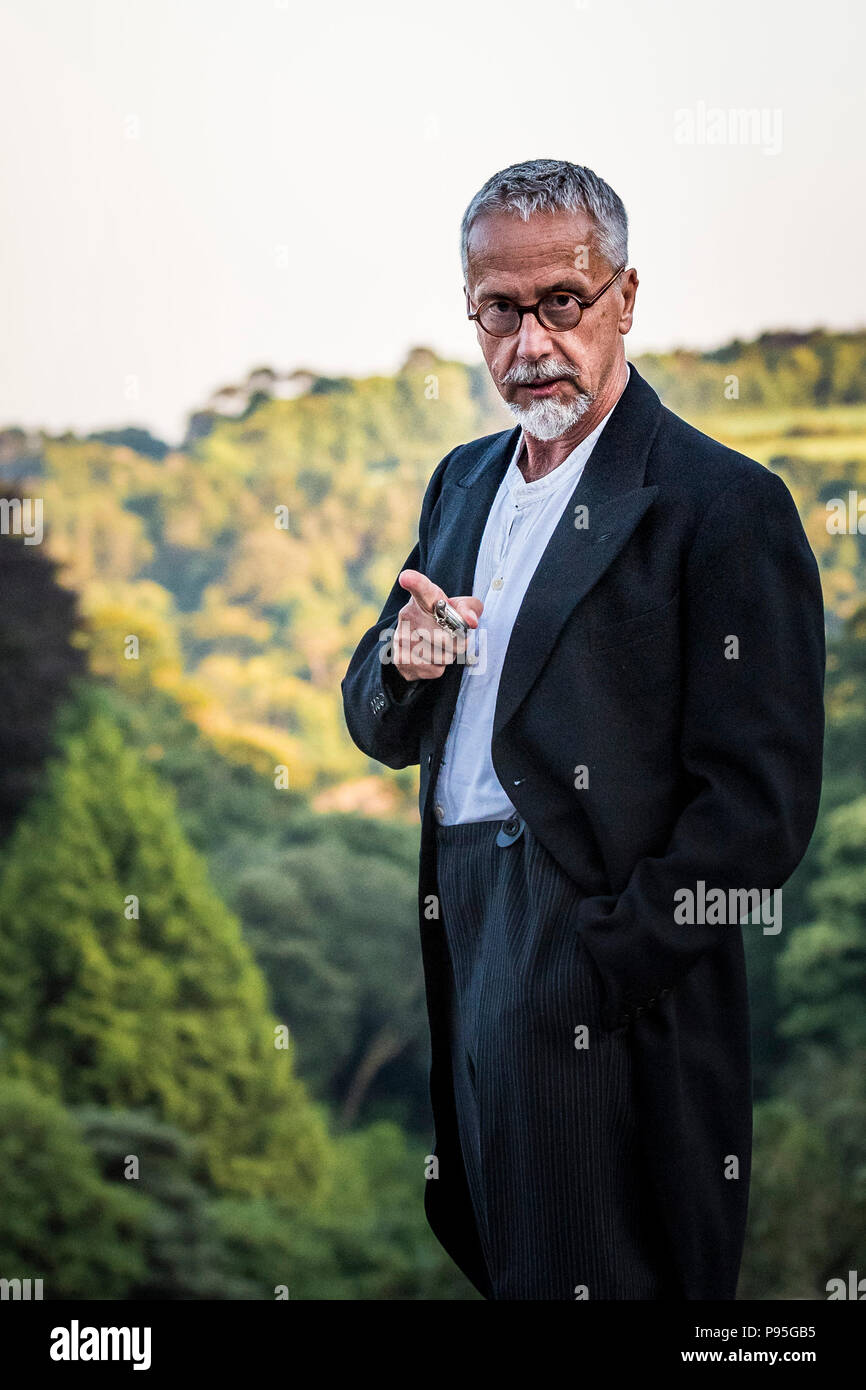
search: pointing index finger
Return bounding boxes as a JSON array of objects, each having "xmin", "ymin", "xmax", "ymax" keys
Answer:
[{"xmin": 398, "ymin": 569, "xmax": 445, "ymax": 614}]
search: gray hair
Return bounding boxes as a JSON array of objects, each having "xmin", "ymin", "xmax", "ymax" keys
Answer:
[{"xmin": 460, "ymin": 158, "xmax": 628, "ymax": 284}]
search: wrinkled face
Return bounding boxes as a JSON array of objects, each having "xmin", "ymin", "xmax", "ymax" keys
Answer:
[{"xmin": 464, "ymin": 207, "xmax": 636, "ymax": 440}]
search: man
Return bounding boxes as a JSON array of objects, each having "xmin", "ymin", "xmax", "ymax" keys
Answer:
[{"xmin": 341, "ymin": 159, "xmax": 825, "ymax": 1301}]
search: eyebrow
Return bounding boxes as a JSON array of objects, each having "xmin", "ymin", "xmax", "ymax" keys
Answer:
[{"xmin": 475, "ymin": 276, "xmax": 591, "ymax": 302}]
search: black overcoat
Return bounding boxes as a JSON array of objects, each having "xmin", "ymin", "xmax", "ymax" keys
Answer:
[{"xmin": 341, "ymin": 363, "xmax": 825, "ymax": 1299}]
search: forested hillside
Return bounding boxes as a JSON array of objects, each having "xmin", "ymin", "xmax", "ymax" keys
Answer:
[
  {"xmin": 2, "ymin": 332, "xmax": 866, "ymax": 820},
  {"xmin": 0, "ymin": 329, "xmax": 864, "ymax": 1298}
]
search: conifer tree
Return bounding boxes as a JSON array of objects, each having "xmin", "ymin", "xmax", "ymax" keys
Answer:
[{"xmin": 0, "ymin": 706, "xmax": 330, "ymax": 1202}]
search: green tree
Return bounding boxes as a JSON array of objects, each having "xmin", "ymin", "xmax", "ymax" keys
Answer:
[
  {"xmin": 78, "ymin": 683, "xmax": 431, "ymax": 1126},
  {"xmin": 777, "ymin": 796, "xmax": 866, "ymax": 1051},
  {"xmin": 75, "ymin": 1106, "xmax": 247, "ymax": 1299},
  {"xmin": 740, "ymin": 1047, "xmax": 866, "ymax": 1298},
  {"xmin": 0, "ymin": 703, "xmax": 330, "ymax": 1203},
  {"xmin": 211, "ymin": 1122, "xmax": 480, "ymax": 1300},
  {"xmin": 0, "ymin": 1076, "xmax": 147, "ymax": 1298},
  {"xmin": 0, "ymin": 512, "xmax": 84, "ymax": 841},
  {"xmin": 234, "ymin": 818, "xmax": 427, "ymax": 1126}
]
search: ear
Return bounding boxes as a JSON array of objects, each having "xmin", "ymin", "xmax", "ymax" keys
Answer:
[{"xmin": 618, "ymin": 268, "xmax": 638, "ymax": 335}]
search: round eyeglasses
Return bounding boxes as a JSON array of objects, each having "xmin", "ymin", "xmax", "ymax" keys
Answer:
[{"xmin": 466, "ymin": 264, "xmax": 626, "ymax": 338}]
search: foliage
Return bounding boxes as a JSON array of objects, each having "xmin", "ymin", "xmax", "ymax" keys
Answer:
[
  {"xmin": 0, "ymin": 1076, "xmax": 148, "ymax": 1299},
  {"xmin": 0, "ymin": 702, "xmax": 329, "ymax": 1202},
  {"xmin": 75, "ymin": 1106, "xmax": 256, "ymax": 1299},
  {"xmin": 4, "ymin": 335, "xmax": 866, "ymax": 812},
  {"xmin": 209, "ymin": 1122, "xmax": 480, "ymax": 1300},
  {"xmin": 740, "ymin": 1048, "xmax": 866, "ymax": 1298},
  {"xmin": 64, "ymin": 682, "xmax": 433, "ymax": 1127},
  {"xmin": 777, "ymin": 796, "xmax": 866, "ymax": 1051},
  {"xmin": 2, "ymin": 333, "xmax": 866, "ymax": 1299},
  {"xmin": 0, "ymin": 515, "xmax": 84, "ymax": 841}
]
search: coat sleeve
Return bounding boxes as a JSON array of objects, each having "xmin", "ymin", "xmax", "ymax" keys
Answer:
[
  {"xmin": 576, "ymin": 467, "xmax": 826, "ymax": 1030},
  {"xmin": 340, "ymin": 446, "xmax": 459, "ymax": 770}
]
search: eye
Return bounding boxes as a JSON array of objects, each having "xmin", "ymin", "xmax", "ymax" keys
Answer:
[
  {"xmin": 538, "ymin": 291, "xmax": 583, "ymax": 330},
  {"xmin": 476, "ymin": 298, "xmax": 521, "ymax": 334},
  {"xmin": 547, "ymin": 292, "xmax": 579, "ymax": 309}
]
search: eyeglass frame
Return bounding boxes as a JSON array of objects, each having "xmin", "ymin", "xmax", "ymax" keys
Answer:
[{"xmin": 465, "ymin": 263, "xmax": 627, "ymax": 337}]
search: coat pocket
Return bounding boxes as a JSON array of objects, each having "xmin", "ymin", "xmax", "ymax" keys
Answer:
[
  {"xmin": 574, "ymin": 933, "xmax": 608, "ymax": 1029},
  {"xmin": 588, "ymin": 590, "xmax": 680, "ymax": 653}
]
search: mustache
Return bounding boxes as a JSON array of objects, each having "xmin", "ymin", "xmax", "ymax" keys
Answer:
[{"xmin": 501, "ymin": 360, "xmax": 586, "ymax": 388}]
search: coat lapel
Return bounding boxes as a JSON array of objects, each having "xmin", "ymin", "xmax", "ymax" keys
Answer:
[
  {"xmin": 430, "ymin": 428, "xmax": 520, "ymax": 601},
  {"xmin": 429, "ymin": 363, "xmax": 664, "ymax": 746},
  {"xmin": 426, "ymin": 427, "xmax": 518, "ymax": 751},
  {"xmin": 493, "ymin": 365, "xmax": 663, "ymax": 735}
]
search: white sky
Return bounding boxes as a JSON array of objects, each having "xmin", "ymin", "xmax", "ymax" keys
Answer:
[{"xmin": 1, "ymin": 0, "xmax": 863, "ymax": 445}]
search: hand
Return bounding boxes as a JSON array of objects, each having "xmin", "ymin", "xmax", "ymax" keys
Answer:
[{"xmin": 391, "ymin": 569, "xmax": 483, "ymax": 681}]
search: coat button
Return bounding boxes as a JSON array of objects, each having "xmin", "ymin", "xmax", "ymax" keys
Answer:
[{"xmin": 495, "ymin": 815, "xmax": 524, "ymax": 846}]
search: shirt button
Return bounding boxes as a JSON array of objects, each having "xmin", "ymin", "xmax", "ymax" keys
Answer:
[
  {"xmin": 491, "ymin": 577, "xmax": 503, "ymax": 590},
  {"xmin": 434, "ymin": 803, "xmax": 446, "ymax": 823}
]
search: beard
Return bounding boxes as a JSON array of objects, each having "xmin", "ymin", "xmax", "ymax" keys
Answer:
[
  {"xmin": 504, "ymin": 390, "xmax": 595, "ymax": 441},
  {"xmin": 500, "ymin": 360, "xmax": 596, "ymax": 441}
]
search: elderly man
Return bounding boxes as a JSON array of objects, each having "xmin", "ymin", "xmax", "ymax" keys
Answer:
[{"xmin": 341, "ymin": 159, "xmax": 824, "ymax": 1301}]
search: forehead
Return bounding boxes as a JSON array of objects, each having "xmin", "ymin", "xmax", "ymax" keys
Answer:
[{"xmin": 466, "ymin": 207, "xmax": 603, "ymax": 294}]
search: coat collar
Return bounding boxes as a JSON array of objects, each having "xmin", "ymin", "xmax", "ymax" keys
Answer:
[
  {"xmin": 451, "ymin": 359, "xmax": 659, "ymax": 500},
  {"xmin": 429, "ymin": 362, "xmax": 664, "ymax": 744}
]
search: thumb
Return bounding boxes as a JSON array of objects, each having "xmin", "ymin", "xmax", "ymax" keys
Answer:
[{"xmin": 398, "ymin": 569, "xmax": 446, "ymax": 614}]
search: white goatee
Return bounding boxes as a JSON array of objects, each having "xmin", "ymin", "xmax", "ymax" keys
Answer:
[{"xmin": 505, "ymin": 391, "xmax": 595, "ymax": 441}]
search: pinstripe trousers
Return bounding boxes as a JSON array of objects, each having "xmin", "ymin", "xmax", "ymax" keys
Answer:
[{"xmin": 434, "ymin": 813, "xmax": 678, "ymax": 1301}]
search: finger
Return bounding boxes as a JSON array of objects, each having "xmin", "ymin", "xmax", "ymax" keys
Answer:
[
  {"xmin": 398, "ymin": 569, "xmax": 446, "ymax": 615},
  {"xmin": 394, "ymin": 608, "xmax": 458, "ymax": 668},
  {"xmin": 450, "ymin": 596, "xmax": 484, "ymax": 627}
]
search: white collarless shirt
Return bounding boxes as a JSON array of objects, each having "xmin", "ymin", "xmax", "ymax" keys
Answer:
[{"xmin": 433, "ymin": 369, "xmax": 628, "ymax": 826}]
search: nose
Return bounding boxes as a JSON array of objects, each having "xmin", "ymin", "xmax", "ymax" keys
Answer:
[{"xmin": 512, "ymin": 308, "xmax": 556, "ymax": 361}]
